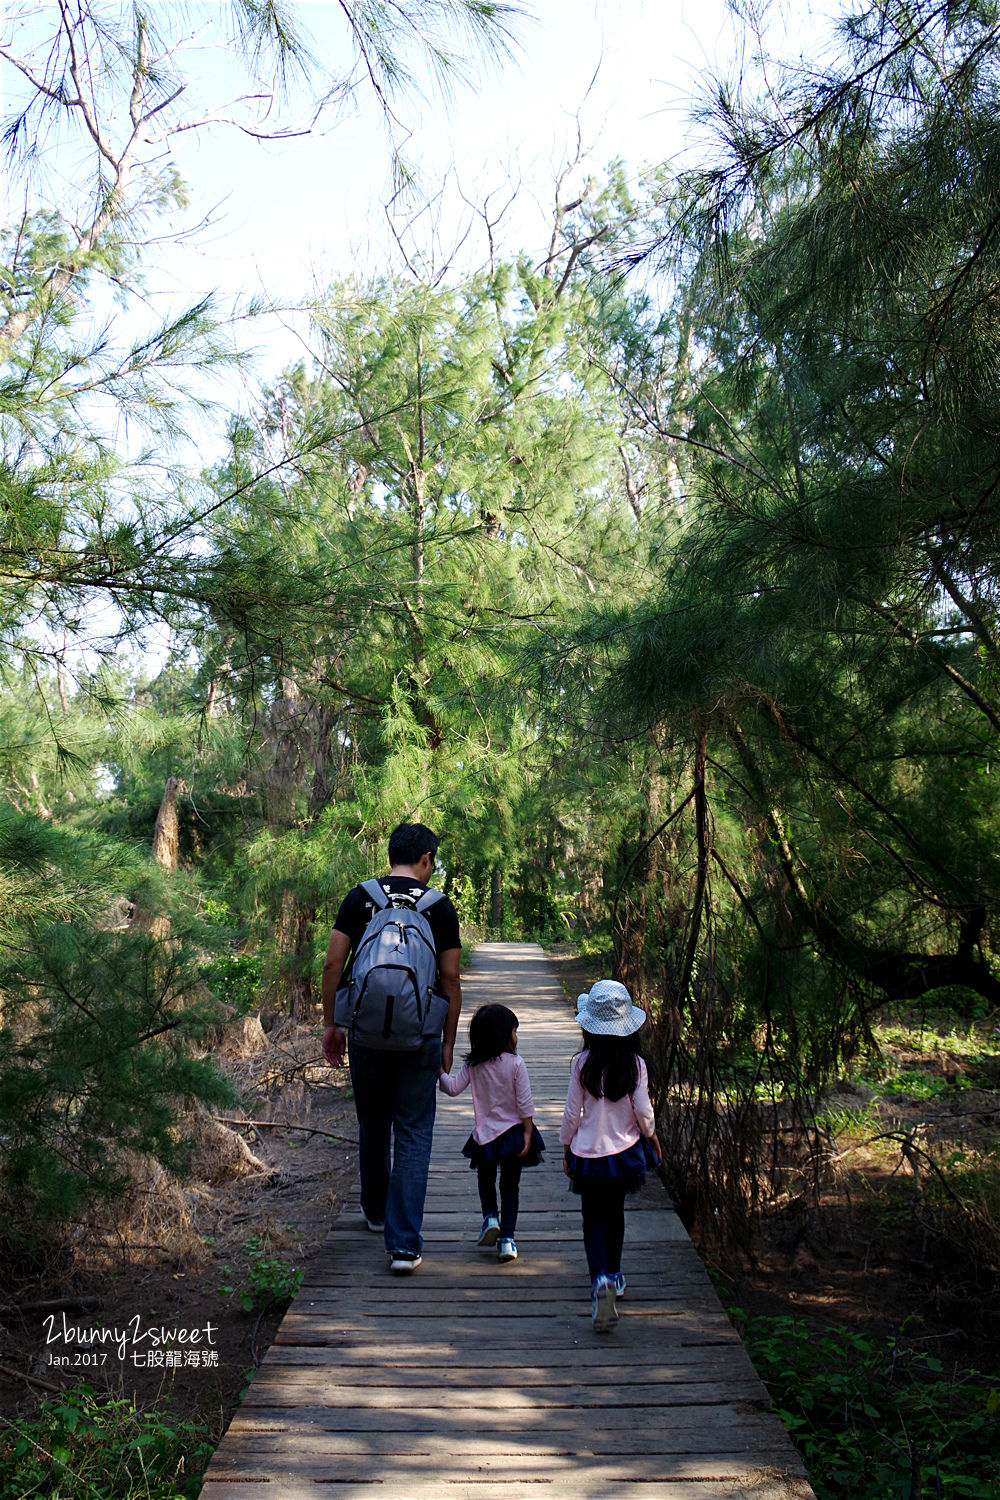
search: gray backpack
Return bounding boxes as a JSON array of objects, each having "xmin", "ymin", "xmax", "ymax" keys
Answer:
[{"xmin": 333, "ymin": 879, "xmax": 449, "ymax": 1051}]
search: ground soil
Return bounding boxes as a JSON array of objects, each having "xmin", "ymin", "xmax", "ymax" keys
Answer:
[
  {"xmin": 1, "ymin": 944, "xmax": 997, "ymax": 1472},
  {"xmin": 0, "ymin": 1018, "xmax": 360, "ymax": 1448}
]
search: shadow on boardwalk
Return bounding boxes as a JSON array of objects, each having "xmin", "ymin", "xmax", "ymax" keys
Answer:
[{"xmin": 199, "ymin": 942, "xmax": 815, "ymax": 1500}]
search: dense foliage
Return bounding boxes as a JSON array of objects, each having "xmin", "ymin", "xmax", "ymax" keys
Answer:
[
  {"xmin": 733, "ymin": 1310, "xmax": 1000, "ymax": 1500},
  {"xmin": 553, "ymin": 0, "xmax": 1000, "ymax": 1245},
  {"xmin": 0, "ymin": 1385, "xmax": 213, "ymax": 1500}
]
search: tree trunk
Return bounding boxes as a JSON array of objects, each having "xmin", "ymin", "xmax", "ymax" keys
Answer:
[
  {"xmin": 263, "ymin": 678, "xmax": 305, "ymax": 827},
  {"xmin": 490, "ymin": 866, "xmax": 503, "ymax": 929},
  {"xmin": 306, "ymin": 702, "xmax": 343, "ymax": 820},
  {"xmin": 131, "ymin": 775, "xmax": 181, "ymax": 940},
  {"xmin": 151, "ymin": 776, "xmax": 181, "ymax": 872},
  {"xmin": 289, "ymin": 899, "xmax": 318, "ymax": 1022},
  {"xmin": 263, "ymin": 689, "xmax": 341, "ymax": 1020}
]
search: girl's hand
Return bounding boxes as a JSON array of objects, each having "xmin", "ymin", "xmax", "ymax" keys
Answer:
[
  {"xmin": 648, "ymin": 1131, "xmax": 663, "ymax": 1162},
  {"xmin": 562, "ymin": 1149, "xmax": 572, "ymax": 1177},
  {"xmin": 518, "ymin": 1123, "xmax": 533, "ymax": 1158}
]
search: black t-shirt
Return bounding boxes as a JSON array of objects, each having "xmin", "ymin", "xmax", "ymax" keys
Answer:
[{"xmin": 333, "ymin": 876, "xmax": 461, "ymax": 978}]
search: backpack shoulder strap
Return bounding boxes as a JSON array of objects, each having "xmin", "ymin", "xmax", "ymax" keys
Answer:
[
  {"xmin": 360, "ymin": 878, "xmax": 390, "ymax": 910},
  {"xmin": 415, "ymin": 888, "xmax": 445, "ymax": 914}
]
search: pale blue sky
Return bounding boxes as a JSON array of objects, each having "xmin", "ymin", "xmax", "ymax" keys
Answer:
[
  {"xmin": 170, "ymin": 1, "xmax": 734, "ymax": 292},
  {"xmin": 161, "ymin": 0, "xmax": 831, "ymax": 370},
  {"xmin": 2, "ymin": 0, "xmax": 833, "ymax": 379}
]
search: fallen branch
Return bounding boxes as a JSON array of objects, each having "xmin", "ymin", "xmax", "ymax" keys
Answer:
[
  {"xmin": 213, "ymin": 1117, "xmax": 357, "ymax": 1147},
  {"xmin": 0, "ymin": 1360, "xmax": 65, "ymax": 1394},
  {"xmin": 8, "ymin": 1297, "xmax": 101, "ymax": 1315}
]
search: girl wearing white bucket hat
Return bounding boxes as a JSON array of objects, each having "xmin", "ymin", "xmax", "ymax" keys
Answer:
[{"xmin": 559, "ymin": 980, "xmax": 662, "ymax": 1332}]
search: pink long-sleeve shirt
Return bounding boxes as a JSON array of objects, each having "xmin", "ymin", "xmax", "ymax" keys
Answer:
[
  {"xmin": 438, "ymin": 1051, "xmax": 534, "ymax": 1146},
  {"xmin": 559, "ymin": 1051, "xmax": 655, "ymax": 1158}
]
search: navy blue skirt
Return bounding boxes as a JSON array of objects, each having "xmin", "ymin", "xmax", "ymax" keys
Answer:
[
  {"xmin": 566, "ymin": 1137, "xmax": 658, "ymax": 1194},
  {"xmin": 463, "ymin": 1122, "xmax": 545, "ymax": 1169}
]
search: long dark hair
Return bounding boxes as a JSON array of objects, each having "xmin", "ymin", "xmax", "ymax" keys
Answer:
[
  {"xmin": 466, "ymin": 1004, "xmax": 518, "ymax": 1067},
  {"xmin": 578, "ymin": 1030, "xmax": 641, "ymax": 1103}
]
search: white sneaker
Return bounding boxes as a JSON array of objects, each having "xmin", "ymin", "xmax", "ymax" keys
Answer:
[
  {"xmin": 389, "ymin": 1253, "xmax": 422, "ymax": 1273},
  {"xmin": 591, "ymin": 1274, "xmax": 618, "ymax": 1332},
  {"xmin": 364, "ymin": 1215, "xmax": 385, "ymax": 1232},
  {"xmin": 477, "ymin": 1215, "xmax": 500, "ymax": 1247},
  {"xmin": 612, "ymin": 1272, "xmax": 626, "ymax": 1298},
  {"xmin": 498, "ymin": 1238, "xmax": 517, "ymax": 1262}
]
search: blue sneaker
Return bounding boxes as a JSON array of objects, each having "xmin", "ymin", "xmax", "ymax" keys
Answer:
[
  {"xmin": 498, "ymin": 1237, "xmax": 517, "ymax": 1262},
  {"xmin": 477, "ymin": 1215, "xmax": 500, "ymax": 1247},
  {"xmin": 591, "ymin": 1274, "xmax": 618, "ymax": 1332},
  {"xmin": 612, "ymin": 1272, "xmax": 626, "ymax": 1298}
]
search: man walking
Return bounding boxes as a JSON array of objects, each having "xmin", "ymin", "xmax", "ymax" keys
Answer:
[{"xmin": 322, "ymin": 822, "xmax": 462, "ymax": 1272}]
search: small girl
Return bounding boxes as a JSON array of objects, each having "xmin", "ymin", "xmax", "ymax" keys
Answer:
[
  {"xmin": 560, "ymin": 979, "xmax": 662, "ymax": 1332},
  {"xmin": 439, "ymin": 1003, "xmax": 544, "ymax": 1263}
]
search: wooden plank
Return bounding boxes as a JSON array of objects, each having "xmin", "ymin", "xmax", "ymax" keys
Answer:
[
  {"xmin": 267, "ymin": 1343, "xmax": 744, "ymax": 1367},
  {"xmin": 202, "ymin": 1484, "xmax": 809, "ymax": 1500},
  {"xmin": 202, "ymin": 1479, "xmax": 809, "ymax": 1500},
  {"xmin": 269, "ymin": 1320, "xmax": 740, "ymax": 1356},
  {"xmin": 298, "ymin": 1264, "xmax": 709, "ymax": 1285},
  {"xmin": 291, "ymin": 1288, "xmax": 718, "ymax": 1309},
  {"xmin": 303, "ymin": 1237, "xmax": 693, "ymax": 1258},
  {"xmin": 258, "ymin": 1347, "xmax": 759, "ymax": 1375},
  {"xmin": 240, "ymin": 1377, "xmax": 768, "ymax": 1407},
  {"xmin": 283, "ymin": 1285, "xmax": 730, "ymax": 1310},
  {"xmin": 270, "ymin": 1328, "xmax": 744, "ymax": 1352},
  {"xmin": 222, "ymin": 1421, "xmax": 783, "ymax": 1451},
  {"xmin": 205, "ymin": 1443, "xmax": 804, "ymax": 1478},
  {"xmin": 222, "ymin": 1406, "xmax": 774, "ymax": 1435}
]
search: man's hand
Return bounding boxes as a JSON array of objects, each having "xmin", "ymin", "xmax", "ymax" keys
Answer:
[
  {"xmin": 438, "ymin": 946, "xmax": 461, "ymax": 1080},
  {"xmin": 321, "ymin": 929, "xmax": 351, "ymax": 1070},
  {"xmin": 323, "ymin": 1024, "xmax": 346, "ymax": 1068}
]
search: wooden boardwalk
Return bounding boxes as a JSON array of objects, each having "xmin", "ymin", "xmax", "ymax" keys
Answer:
[{"xmin": 200, "ymin": 942, "xmax": 815, "ymax": 1500}]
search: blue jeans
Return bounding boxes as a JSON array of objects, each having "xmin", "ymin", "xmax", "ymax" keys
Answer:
[{"xmin": 348, "ymin": 1037, "xmax": 441, "ymax": 1257}]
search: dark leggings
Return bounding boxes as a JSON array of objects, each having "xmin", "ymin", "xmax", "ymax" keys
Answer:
[
  {"xmin": 477, "ymin": 1158, "xmax": 523, "ymax": 1238},
  {"xmin": 579, "ymin": 1181, "xmax": 627, "ymax": 1281}
]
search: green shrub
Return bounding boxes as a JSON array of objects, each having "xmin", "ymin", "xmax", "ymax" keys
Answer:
[
  {"xmin": 0, "ymin": 924, "xmax": 234, "ymax": 1238},
  {"xmin": 242, "ymin": 1234, "xmax": 303, "ymax": 1311},
  {"xmin": 220, "ymin": 1233, "xmax": 303, "ymax": 1313},
  {"xmin": 0, "ymin": 1385, "xmax": 214, "ymax": 1499},
  {"xmin": 198, "ymin": 952, "xmax": 264, "ymax": 1013},
  {"xmin": 732, "ymin": 1310, "xmax": 1000, "ymax": 1499},
  {"xmin": 575, "ymin": 933, "xmax": 613, "ymax": 964},
  {"xmin": 881, "ymin": 1067, "xmax": 957, "ymax": 1099},
  {"xmin": 0, "ymin": 810, "xmax": 235, "ymax": 1244},
  {"xmin": 814, "ymin": 1099, "xmax": 882, "ymax": 1135},
  {"xmin": 854, "ymin": 1064, "xmax": 956, "ymax": 1100}
]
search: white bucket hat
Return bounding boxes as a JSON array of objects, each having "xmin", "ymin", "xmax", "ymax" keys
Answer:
[{"xmin": 574, "ymin": 980, "xmax": 647, "ymax": 1037}]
